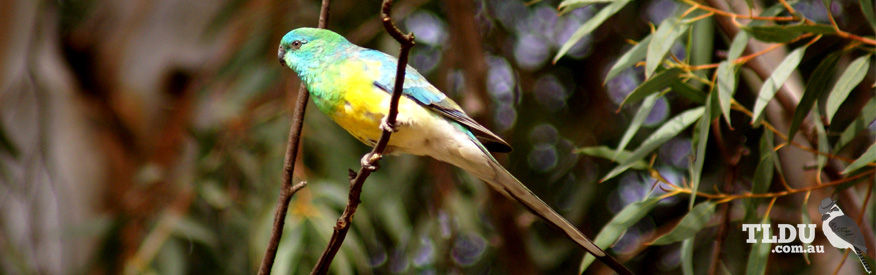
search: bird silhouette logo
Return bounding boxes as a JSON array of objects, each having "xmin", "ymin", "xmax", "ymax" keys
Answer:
[{"xmin": 820, "ymin": 198, "xmax": 872, "ymax": 273}]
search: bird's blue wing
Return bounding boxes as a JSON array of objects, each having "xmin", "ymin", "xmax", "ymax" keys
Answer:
[{"xmin": 359, "ymin": 49, "xmax": 511, "ymax": 153}]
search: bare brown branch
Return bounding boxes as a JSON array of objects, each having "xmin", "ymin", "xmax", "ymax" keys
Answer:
[
  {"xmin": 310, "ymin": 1, "xmax": 415, "ymax": 274},
  {"xmin": 257, "ymin": 1, "xmax": 330, "ymax": 274}
]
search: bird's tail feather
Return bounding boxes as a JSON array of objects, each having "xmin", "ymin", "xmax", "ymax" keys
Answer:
[
  {"xmin": 472, "ymin": 158, "xmax": 630, "ymax": 274},
  {"xmin": 855, "ymin": 248, "xmax": 872, "ymax": 274}
]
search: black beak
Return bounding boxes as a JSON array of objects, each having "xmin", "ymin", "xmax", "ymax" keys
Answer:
[
  {"xmin": 822, "ymin": 213, "xmax": 829, "ymax": 220},
  {"xmin": 278, "ymin": 47, "xmax": 286, "ymax": 65}
]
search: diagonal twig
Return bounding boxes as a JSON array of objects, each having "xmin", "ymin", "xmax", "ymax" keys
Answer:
[
  {"xmin": 257, "ymin": 1, "xmax": 331, "ymax": 274},
  {"xmin": 310, "ymin": 1, "xmax": 415, "ymax": 274}
]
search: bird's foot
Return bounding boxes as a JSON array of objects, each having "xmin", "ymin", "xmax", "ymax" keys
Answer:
[
  {"xmin": 360, "ymin": 152, "xmax": 382, "ymax": 171},
  {"xmin": 379, "ymin": 116, "xmax": 398, "ymax": 133}
]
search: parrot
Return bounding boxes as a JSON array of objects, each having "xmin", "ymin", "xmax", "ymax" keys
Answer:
[{"xmin": 278, "ymin": 27, "xmax": 628, "ymax": 273}]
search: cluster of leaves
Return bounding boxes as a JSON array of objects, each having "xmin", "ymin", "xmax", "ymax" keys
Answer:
[{"xmin": 565, "ymin": 0, "xmax": 876, "ymax": 273}]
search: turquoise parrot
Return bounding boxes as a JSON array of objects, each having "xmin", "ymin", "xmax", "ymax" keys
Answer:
[{"xmin": 278, "ymin": 27, "xmax": 625, "ymax": 271}]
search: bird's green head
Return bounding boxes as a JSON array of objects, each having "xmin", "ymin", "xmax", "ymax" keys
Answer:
[{"xmin": 278, "ymin": 28, "xmax": 349, "ymax": 75}]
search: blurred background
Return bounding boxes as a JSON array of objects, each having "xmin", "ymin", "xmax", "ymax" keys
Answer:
[{"xmin": 1, "ymin": 0, "xmax": 873, "ymax": 274}]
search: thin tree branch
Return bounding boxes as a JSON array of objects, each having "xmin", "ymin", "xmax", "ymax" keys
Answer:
[
  {"xmin": 707, "ymin": 119, "xmax": 742, "ymax": 275},
  {"xmin": 310, "ymin": 1, "xmax": 415, "ymax": 274},
  {"xmin": 656, "ymin": 168, "xmax": 875, "ymax": 202},
  {"xmin": 257, "ymin": 1, "xmax": 330, "ymax": 274}
]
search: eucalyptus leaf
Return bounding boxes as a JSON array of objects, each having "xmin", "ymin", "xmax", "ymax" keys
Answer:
[
  {"xmin": 555, "ymin": 0, "xmax": 632, "ymax": 63},
  {"xmin": 605, "ymin": 35, "xmax": 652, "ymax": 83},
  {"xmin": 842, "ymin": 141, "xmax": 876, "ymax": 174},
  {"xmin": 814, "ymin": 107, "xmax": 830, "ymax": 174},
  {"xmin": 746, "ymin": 217, "xmax": 772, "ymax": 275},
  {"xmin": 671, "ymin": 80, "xmax": 706, "ymax": 104},
  {"xmin": 744, "ymin": 131, "xmax": 775, "ymax": 223},
  {"xmin": 861, "ymin": 0, "xmax": 876, "ymax": 33},
  {"xmin": 615, "ymin": 94, "xmax": 659, "ymax": 159},
  {"xmin": 575, "ymin": 146, "xmax": 649, "ymax": 170},
  {"xmin": 579, "ymin": 197, "xmax": 661, "ymax": 272},
  {"xmin": 156, "ymin": 239, "xmax": 186, "ymax": 275},
  {"xmin": 742, "ymin": 24, "xmax": 835, "ymax": 43},
  {"xmin": 689, "ymin": 93, "xmax": 712, "ymax": 208},
  {"xmin": 717, "ymin": 61, "xmax": 736, "ymax": 124},
  {"xmin": 651, "ymin": 202, "xmax": 716, "ymax": 245},
  {"xmin": 602, "ymin": 107, "xmax": 705, "ymax": 181},
  {"xmin": 620, "ymin": 68, "xmax": 682, "ymax": 107},
  {"xmin": 646, "ymin": 17, "xmax": 689, "ymax": 78},
  {"xmin": 172, "ymin": 217, "xmax": 218, "ymax": 247},
  {"xmin": 681, "ymin": 238, "xmax": 695, "ymax": 275},
  {"xmin": 788, "ymin": 51, "xmax": 841, "ymax": 139},
  {"xmin": 728, "ymin": 32, "xmax": 749, "ymax": 61},
  {"xmin": 558, "ymin": 0, "xmax": 614, "ymax": 13},
  {"xmin": 716, "ymin": 32, "xmax": 749, "ymax": 125},
  {"xmin": 834, "ymin": 96, "xmax": 876, "ymax": 153},
  {"xmin": 801, "ymin": 197, "xmax": 813, "ymax": 263},
  {"xmin": 826, "ymin": 55, "xmax": 872, "ymax": 124},
  {"xmin": 751, "ymin": 46, "xmax": 808, "ymax": 125}
]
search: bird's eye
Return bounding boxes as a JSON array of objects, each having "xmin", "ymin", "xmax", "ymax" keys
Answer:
[{"xmin": 291, "ymin": 40, "xmax": 302, "ymax": 49}]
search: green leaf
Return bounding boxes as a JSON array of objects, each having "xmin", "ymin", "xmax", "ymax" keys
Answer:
[
  {"xmin": 274, "ymin": 225, "xmax": 305, "ymax": 275},
  {"xmin": 834, "ymin": 96, "xmax": 876, "ymax": 153},
  {"xmin": 620, "ymin": 68, "xmax": 682, "ymax": 107},
  {"xmin": 156, "ymin": 239, "xmax": 186, "ymax": 275},
  {"xmin": 742, "ymin": 24, "xmax": 836, "ymax": 43},
  {"xmin": 690, "ymin": 17, "xmax": 714, "ymax": 85},
  {"xmin": 801, "ymin": 197, "xmax": 813, "ymax": 263},
  {"xmin": 651, "ymin": 202, "xmax": 716, "ymax": 245},
  {"xmin": 744, "ymin": 131, "xmax": 775, "ymax": 223},
  {"xmin": 861, "ymin": 0, "xmax": 876, "ymax": 33},
  {"xmin": 671, "ymin": 80, "xmax": 706, "ymax": 104},
  {"xmin": 575, "ymin": 146, "xmax": 649, "ymax": 170},
  {"xmin": 681, "ymin": 238, "xmax": 695, "ymax": 275},
  {"xmin": 842, "ymin": 141, "xmax": 876, "ymax": 174},
  {"xmin": 579, "ymin": 197, "xmax": 661, "ymax": 272},
  {"xmin": 814, "ymin": 107, "xmax": 830, "ymax": 174},
  {"xmin": 751, "ymin": 46, "xmax": 809, "ymax": 125},
  {"xmin": 554, "ymin": 0, "xmax": 632, "ymax": 63},
  {"xmin": 746, "ymin": 217, "xmax": 772, "ymax": 275},
  {"xmin": 827, "ymin": 55, "xmax": 872, "ymax": 124},
  {"xmin": 728, "ymin": 30, "xmax": 749, "ymax": 61},
  {"xmin": 689, "ymin": 93, "xmax": 712, "ymax": 208},
  {"xmin": 558, "ymin": 0, "xmax": 614, "ymax": 13},
  {"xmin": 788, "ymin": 51, "xmax": 841, "ymax": 139},
  {"xmin": 646, "ymin": 17, "xmax": 689, "ymax": 78},
  {"xmin": 605, "ymin": 35, "xmax": 652, "ymax": 83},
  {"xmin": 716, "ymin": 61, "xmax": 736, "ymax": 124},
  {"xmin": 602, "ymin": 107, "xmax": 705, "ymax": 181},
  {"xmin": 716, "ymin": 32, "xmax": 749, "ymax": 125},
  {"xmin": 172, "ymin": 217, "xmax": 218, "ymax": 247},
  {"xmin": 615, "ymin": 94, "xmax": 659, "ymax": 159}
]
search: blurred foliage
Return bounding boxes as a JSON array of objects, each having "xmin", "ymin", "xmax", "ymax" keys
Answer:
[{"xmin": 1, "ymin": 0, "xmax": 876, "ymax": 274}]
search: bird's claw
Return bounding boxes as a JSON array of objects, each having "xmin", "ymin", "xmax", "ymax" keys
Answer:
[
  {"xmin": 379, "ymin": 117, "xmax": 398, "ymax": 133},
  {"xmin": 360, "ymin": 152, "xmax": 382, "ymax": 171}
]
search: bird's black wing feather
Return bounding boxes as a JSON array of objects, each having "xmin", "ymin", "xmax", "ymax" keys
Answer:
[{"xmin": 830, "ymin": 216, "xmax": 868, "ymax": 252}]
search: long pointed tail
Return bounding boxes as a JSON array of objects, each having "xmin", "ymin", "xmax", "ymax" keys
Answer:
[
  {"xmin": 855, "ymin": 248, "xmax": 872, "ymax": 274},
  {"xmin": 477, "ymin": 159, "xmax": 631, "ymax": 274}
]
